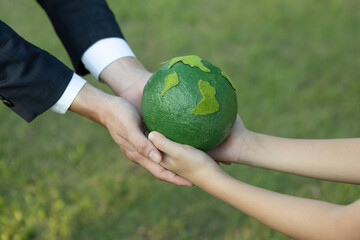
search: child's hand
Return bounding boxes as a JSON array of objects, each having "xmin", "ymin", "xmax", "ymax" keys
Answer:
[
  {"xmin": 207, "ymin": 115, "xmax": 251, "ymax": 165},
  {"xmin": 148, "ymin": 131, "xmax": 221, "ymax": 182}
]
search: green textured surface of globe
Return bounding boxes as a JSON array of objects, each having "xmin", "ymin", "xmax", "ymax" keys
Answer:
[{"xmin": 142, "ymin": 55, "xmax": 238, "ymax": 151}]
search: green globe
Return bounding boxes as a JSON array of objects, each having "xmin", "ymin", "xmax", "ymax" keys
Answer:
[{"xmin": 142, "ymin": 55, "xmax": 237, "ymax": 151}]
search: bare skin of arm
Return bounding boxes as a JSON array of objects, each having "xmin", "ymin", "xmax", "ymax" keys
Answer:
[
  {"xmin": 208, "ymin": 116, "xmax": 360, "ymax": 184},
  {"xmin": 149, "ymin": 131, "xmax": 360, "ymax": 239}
]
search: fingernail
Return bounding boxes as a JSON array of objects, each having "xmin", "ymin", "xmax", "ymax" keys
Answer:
[
  {"xmin": 149, "ymin": 150, "xmax": 161, "ymax": 163},
  {"xmin": 148, "ymin": 132, "xmax": 155, "ymax": 141}
]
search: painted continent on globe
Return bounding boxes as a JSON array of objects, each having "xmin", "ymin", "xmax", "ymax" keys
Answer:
[{"xmin": 142, "ymin": 55, "xmax": 237, "ymax": 151}]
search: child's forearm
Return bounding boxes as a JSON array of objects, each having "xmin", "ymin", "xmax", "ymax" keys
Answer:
[
  {"xmin": 193, "ymin": 170, "xmax": 360, "ymax": 239},
  {"xmin": 148, "ymin": 130, "xmax": 360, "ymax": 238},
  {"xmin": 242, "ymin": 132, "xmax": 360, "ymax": 184}
]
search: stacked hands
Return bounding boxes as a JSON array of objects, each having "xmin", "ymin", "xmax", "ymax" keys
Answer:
[
  {"xmin": 69, "ymin": 57, "xmax": 360, "ymax": 239},
  {"xmin": 69, "ymin": 56, "xmax": 245, "ymax": 187},
  {"xmin": 70, "ymin": 57, "xmax": 192, "ymax": 186}
]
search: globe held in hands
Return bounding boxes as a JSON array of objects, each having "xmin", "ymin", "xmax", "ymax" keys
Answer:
[{"xmin": 142, "ymin": 55, "xmax": 237, "ymax": 151}]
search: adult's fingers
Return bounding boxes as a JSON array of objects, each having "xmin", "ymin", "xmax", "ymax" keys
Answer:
[{"xmin": 127, "ymin": 127, "xmax": 162, "ymax": 163}]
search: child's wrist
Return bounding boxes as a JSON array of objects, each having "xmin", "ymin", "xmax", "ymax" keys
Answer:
[
  {"xmin": 239, "ymin": 131, "xmax": 273, "ymax": 169},
  {"xmin": 192, "ymin": 167, "xmax": 230, "ymax": 190},
  {"xmin": 235, "ymin": 130, "xmax": 261, "ymax": 165},
  {"xmin": 189, "ymin": 163, "xmax": 225, "ymax": 186}
]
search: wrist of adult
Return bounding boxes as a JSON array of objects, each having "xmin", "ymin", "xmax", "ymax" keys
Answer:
[
  {"xmin": 69, "ymin": 83, "xmax": 112, "ymax": 126},
  {"xmin": 99, "ymin": 57, "xmax": 151, "ymax": 96}
]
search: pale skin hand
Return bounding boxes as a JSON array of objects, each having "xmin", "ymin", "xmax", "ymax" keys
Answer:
[
  {"xmin": 93, "ymin": 57, "xmax": 191, "ymax": 186},
  {"xmin": 99, "ymin": 56, "xmax": 150, "ymax": 112},
  {"xmin": 208, "ymin": 115, "xmax": 360, "ymax": 184},
  {"xmin": 149, "ymin": 131, "xmax": 360, "ymax": 240},
  {"xmin": 69, "ymin": 83, "xmax": 192, "ymax": 186}
]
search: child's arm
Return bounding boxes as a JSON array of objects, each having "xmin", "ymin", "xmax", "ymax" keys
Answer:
[
  {"xmin": 208, "ymin": 116, "xmax": 360, "ymax": 184},
  {"xmin": 148, "ymin": 131, "xmax": 360, "ymax": 240}
]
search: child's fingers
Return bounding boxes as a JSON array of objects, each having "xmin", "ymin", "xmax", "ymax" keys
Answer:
[{"xmin": 148, "ymin": 131, "xmax": 182, "ymax": 157}]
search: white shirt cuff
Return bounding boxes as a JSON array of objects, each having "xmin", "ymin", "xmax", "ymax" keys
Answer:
[
  {"xmin": 51, "ymin": 73, "xmax": 87, "ymax": 114},
  {"xmin": 81, "ymin": 38, "xmax": 136, "ymax": 80}
]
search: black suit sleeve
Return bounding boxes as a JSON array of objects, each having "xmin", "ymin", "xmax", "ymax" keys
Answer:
[
  {"xmin": 36, "ymin": 0, "xmax": 125, "ymax": 76},
  {"xmin": 0, "ymin": 20, "xmax": 73, "ymax": 122}
]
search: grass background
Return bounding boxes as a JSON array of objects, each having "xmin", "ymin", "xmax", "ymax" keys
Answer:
[{"xmin": 1, "ymin": 0, "xmax": 360, "ymax": 239}]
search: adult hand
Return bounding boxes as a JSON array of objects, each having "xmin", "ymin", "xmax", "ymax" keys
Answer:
[
  {"xmin": 99, "ymin": 56, "xmax": 151, "ymax": 113},
  {"xmin": 103, "ymin": 97, "xmax": 192, "ymax": 186},
  {"xmin": 98, "ymin": 57, "xmax": 192, "ymax": 186},
  {"xmin": 70, "ymin": 83, "xmax": 192, "ymax": 186}
]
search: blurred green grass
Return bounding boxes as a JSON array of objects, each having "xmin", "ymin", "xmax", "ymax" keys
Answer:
[{"xmin": 1, "ymin": 0, "xmax": 360, "ymax": 239}]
